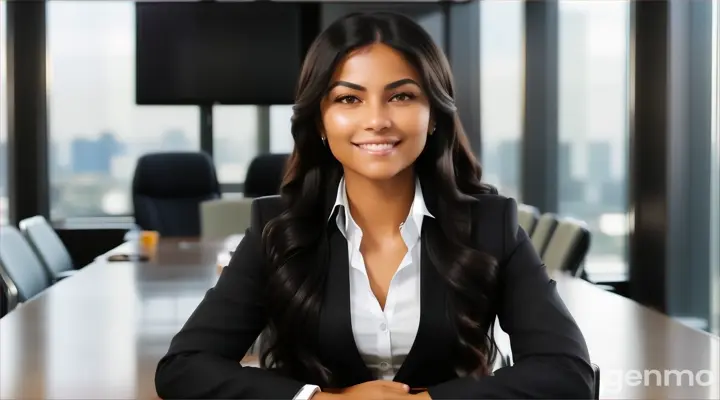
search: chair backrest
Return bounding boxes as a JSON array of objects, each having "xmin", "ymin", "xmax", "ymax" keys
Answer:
[
  {"xmin": 592, "ymin": 363, "xmax": 600, "ymax": 400},
  {"xmin": 19, "ymin": 216, "xmax": 74, "ymax": 281},
  {"xmin": 243, "ymin": 154, "xmax": 289, "ymax": 198},
  {"xmin": 132, "ymin": 152, "xmax": 221, "ymax": 237},
  {"xmin": 530, "ymin": 213, "xmax": 558, "ymax": 257},
  {"xmin": 517, "ymin": 204, "xmax": 540, "ymax": 236},
  {"xmin": 542, "ymin": 217, "xmax": 591, "ymax": 276},
  {"xmin": 0, "ymin": 226, "xmax": 52, "ymax": 310},
  {"xmin": 200, "ymin": 198, "xmax": 254, "ymax": 239}
]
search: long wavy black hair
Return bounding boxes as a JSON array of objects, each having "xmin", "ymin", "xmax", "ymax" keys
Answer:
[{"xmin": 259, "ymin": 11, "xmax": 499, "ymax": 386}]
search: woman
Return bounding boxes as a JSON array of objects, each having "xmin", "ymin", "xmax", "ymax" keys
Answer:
[{"xmin": 155, "ymin": 11, "xmax": 593, "ymax": 400}]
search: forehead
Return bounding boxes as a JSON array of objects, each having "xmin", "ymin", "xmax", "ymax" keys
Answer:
[{"xmin": 330, "ymin": 43, "xmax": 421, "ymax": 87}]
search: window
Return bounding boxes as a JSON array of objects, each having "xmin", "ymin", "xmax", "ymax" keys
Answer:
[
  {"xmin": 47, "ymin": 2, "xmax": 200, "ymax": 219},
  {"xmin": 213, "ymin": 106, "xmax": 258, "ymax": 184},
  {"xmin": 711, "ymin": 0, "xmax": 720, "ymax": 335},
  {"xmin": 0, "ymin": 0, "xmax": 7, "ymax": 225},
  {"xmin": 558, "ymin": 0, "xmax": 630, "ymax": 278},
  {"xmin": 213, "ymin": 105, "xmax": 292, "ymax": 186},
  {"xmin": 479, "ymin": 0, "xmax": 524, "ymax": 200},
  {"xmin": 270, "ymin": 105, "xmax": 294, "ymax": 154}
]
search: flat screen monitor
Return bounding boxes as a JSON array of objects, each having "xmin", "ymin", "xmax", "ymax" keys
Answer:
[{"xmin": 135, "ymin": 1, "xmax": 318, "ymax": 105}]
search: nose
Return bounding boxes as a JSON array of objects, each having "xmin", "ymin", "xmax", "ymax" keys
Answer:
[{"xmin": 363, "ymin": 101, "xmax": 392, "ymax": 132}]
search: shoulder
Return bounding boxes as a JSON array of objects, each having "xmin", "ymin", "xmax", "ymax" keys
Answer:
[
  {"xmin": 465, "ymin": 192, "xmax": 524, "ymax": 262},
  {"xmin": 467, "ymin": 192, "xmax": 518, "ymax": 224}
]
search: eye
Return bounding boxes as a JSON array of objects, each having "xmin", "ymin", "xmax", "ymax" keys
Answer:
[
  {"xmin": 335, "ymin": 95, "xmax": 360, "ymax": 104},
  {"xmin": 390, "ymin": 92, "xmax": 416, "ymax": 102}
]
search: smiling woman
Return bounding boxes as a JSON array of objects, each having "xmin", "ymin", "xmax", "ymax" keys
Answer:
[{"xmin": 155, "ymin": 11, "xmax": 593, "ymax": 400}]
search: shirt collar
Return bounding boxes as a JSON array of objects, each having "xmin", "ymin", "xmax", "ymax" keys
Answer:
[{"xmin": 328, "ymin": 176, "xmax": 434, "ymax": 240}]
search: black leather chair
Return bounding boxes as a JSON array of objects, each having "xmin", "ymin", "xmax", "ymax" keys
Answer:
[
  {"xmin": 19, "ymin": 216, "xmax": 76, "ymax": 282},
  {"xmin": 243, "ymin": 153, "xmax": 289, "ymax": 198},
  {"xmin": 132, "ymin": 152, "xmax": 221, "ymax": 237},
  {"xmin": 0, "ymin": 226, "xmax": 52, "ymax": 314}
]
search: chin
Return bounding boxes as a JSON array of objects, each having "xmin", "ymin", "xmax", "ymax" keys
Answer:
[{"xmin": 352, "ymin": 164, "xmax": 412, "ymax": 182}]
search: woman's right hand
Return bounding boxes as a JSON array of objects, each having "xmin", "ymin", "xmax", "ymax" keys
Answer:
[{"xmin": 315, "ymin": 381, "xmax": 413, "ymax": 400}]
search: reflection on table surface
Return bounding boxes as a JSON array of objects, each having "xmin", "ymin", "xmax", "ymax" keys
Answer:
[{"xmin": 1, "ymin": 237, "xmax": 718, "ymax": 400}]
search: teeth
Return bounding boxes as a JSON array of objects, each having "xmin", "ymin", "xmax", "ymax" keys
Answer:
[{"xmin": 358, "ymin": 143, "xmax": 395, "ymax": 151}]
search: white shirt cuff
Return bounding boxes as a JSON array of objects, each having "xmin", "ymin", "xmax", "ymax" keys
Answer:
[{"xmin": 293, "ymin": 384, "xmax": 321, "ymax": 400}]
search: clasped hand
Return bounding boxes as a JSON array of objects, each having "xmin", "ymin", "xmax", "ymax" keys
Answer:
[{"xmin": 315, "ymin": 380, "xmax": 431, "ymax": 400}]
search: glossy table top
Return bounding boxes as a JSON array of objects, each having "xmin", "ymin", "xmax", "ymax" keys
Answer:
[
  {"xmin": 1, "ymin": 238, "xmax": 718, "ymax": 399},
  {"xmin": 496, "ymin": 277, "xmax": 719, "ymax": 399}
]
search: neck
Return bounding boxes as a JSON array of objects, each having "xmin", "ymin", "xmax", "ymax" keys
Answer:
[{"xmin": 344, "ymin": 168, "xmax": 415, "ymax": 237}]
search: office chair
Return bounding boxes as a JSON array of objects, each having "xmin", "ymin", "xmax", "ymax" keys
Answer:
[
  {"xmin": 243, "ymin": 153, "xmax": 289, "ymax": 198},
  {"xmin": 200, "ymin": 197, "xmax": 254, "ymax": 239},
  {"xmin": 530, "ymin": 213, "xmax": 559, "ymax": 257},
  {"xmin": 0, "ymin": 226, "xmax": 53, "ymax": 314},
  {"xmin": 542, "ymin": 217, "xmax": 591, "ymax": 276},
  {"xmin": 132, "ymin": 152, "xmax": 221, "ymax": 237},
  {"xmin": 19, "ymin": 215, "xmax": 76, "ymax": 283},
  {"xmin": 592, "ymin": 363, "xmax": 601, "ymax": 400},
  {"xmin": 517, "ymin": 204, "xmax": 541, "ymax": 236}
]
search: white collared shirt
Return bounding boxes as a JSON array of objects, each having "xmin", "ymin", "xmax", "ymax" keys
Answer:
[{"xmin": 294, "ymin": 177, "xmax": 434, "ymax": 400}]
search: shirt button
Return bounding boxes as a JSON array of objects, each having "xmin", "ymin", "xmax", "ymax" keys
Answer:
[
  {"xmin": 379, "ymin": 323, "xmax": 387, "ymax": 332},
  {"xmin": 379, "ymin": 361, "xmax": 390, "ymax": 371}
]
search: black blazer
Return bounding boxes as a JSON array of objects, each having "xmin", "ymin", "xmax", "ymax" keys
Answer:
[{"xmin": 155, "ymin": 191, "xmax": 594, "ymax": 399}]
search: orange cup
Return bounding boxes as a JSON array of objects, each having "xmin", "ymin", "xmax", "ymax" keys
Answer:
[{"xmin": 140, "ymin": 230, "xmax": 160, "ymax": 255}]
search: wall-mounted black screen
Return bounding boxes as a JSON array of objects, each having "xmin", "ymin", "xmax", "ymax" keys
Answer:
[{"xmin": 135, "ymin": 1, "xmax": 317, "ymax": 105}]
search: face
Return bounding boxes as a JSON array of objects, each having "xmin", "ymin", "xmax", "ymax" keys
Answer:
[{"xmin": 320, "ymin": 43, "xmax": 432, "ymax": 182}]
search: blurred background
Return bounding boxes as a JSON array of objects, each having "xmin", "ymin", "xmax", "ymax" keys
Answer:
[{"xmin": 0, "ymin": 0, "xmax": 718, "ymax": 333}]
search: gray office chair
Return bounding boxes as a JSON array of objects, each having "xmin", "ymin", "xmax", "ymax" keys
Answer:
[
  {"xmin": 19, "ymin": 216, "xmax": 76, "ymax": 282},
  {"xmin": 542, "ymin": 218, "xmax": 591, "ymax": 276},
  {"xmin": 0, "ymin": 226, "xmax": 52, "ymax": 313},
  {"xmin": 530, "ymin": 213, "xmax": 559, "ymax": 257},
  {"xmin": 517, "ymin": 204, "xmax": 540, "ymax": 236},
  {"xmin": 200, "ymin": 198, "xmax": 253, "ymax": 239}
]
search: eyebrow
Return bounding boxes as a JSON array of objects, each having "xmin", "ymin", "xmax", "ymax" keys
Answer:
[{"xmin": 327, "ymin": 78, "xmax": 421, "ymax": 92}]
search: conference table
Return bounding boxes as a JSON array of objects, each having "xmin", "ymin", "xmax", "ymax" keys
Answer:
[{"xmin": 0, "ymin": 237, "xmax": 718, "ymax": 399}]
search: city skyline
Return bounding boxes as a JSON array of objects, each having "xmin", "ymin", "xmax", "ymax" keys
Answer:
[{"xmin": 1, "ymin": 1, "xmax": 631, "ymax": 237}]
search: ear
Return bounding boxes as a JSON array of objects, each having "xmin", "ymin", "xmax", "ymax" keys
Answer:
[{"xmin": 428, "ymin": 115, "xmax": 436, "ymax": 135}]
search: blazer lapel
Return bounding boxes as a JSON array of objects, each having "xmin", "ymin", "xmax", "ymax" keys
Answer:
[
  {"xmin": 393, "ymin": 219, "xmax": 452, "ymax": 385},
  {"xmin": 318, "ymin": 226, "xmax": 374, "ymax": 386}
]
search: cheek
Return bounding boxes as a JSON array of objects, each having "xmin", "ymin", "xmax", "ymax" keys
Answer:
[
  {"xmin": 323, "ymin": 110, "xmax": 357, "ymax": 139},
  {"xmin": 396, "ymin": 107, "xmax": 431, "ymax": 140}
]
